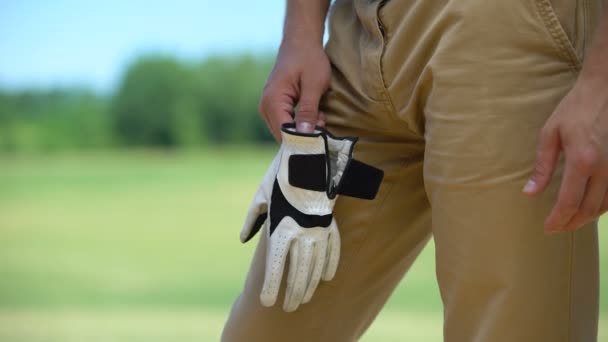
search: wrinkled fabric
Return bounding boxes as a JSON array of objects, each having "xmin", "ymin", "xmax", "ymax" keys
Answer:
[{"xmin": 223, "ymin": 0, "xmax": 601, "ymax": 341}]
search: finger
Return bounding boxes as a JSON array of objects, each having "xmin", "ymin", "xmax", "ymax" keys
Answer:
[
  {"xmin": 283, "ymin": 239, "xmax": 301, "ymax": 312},
  {"xmin": 316, "ymin": 110, "xmax": 326, "ymax": 127},
  {"xmin": 295, "ymin": 78, "xmax": 324, "ymax": 133},
  {"xmin": 600, "ymin": 191, "xmax": 608, "ymax": 214},
  {"xmin": 303, "ymin": 240, "xmax": 326, "ymax": 304},
  {"xmin": 262, "ymin": 115, "xmax": 282, "ymax": 143},
  {"xmin": 322, "ymin": 223, "xmax": 341, "ymax": 281},
  {"xmin": 259, "ymin": 92, "xmax": 295, "ymax": 142},
  {"xmin": 544, "ymin": 162, "xmax": 589, "ymax": 233},
  {"xmin": 523, "ymin": 125, "xmax": 561, "ymax": 195},
  {"xmin": 260, "ymin": 231, "xmax": 292, "ymax": 307},
  {"xmin": 284, "ymin": 240, "xmax": 314, "ymax": 312},
  {"xmin": 563, "ymin": 177, "xmax": 607, "ymax": 231},
  {"xmin": 268, "ymin": 104, "xmax": 295, "ymax": 142}
]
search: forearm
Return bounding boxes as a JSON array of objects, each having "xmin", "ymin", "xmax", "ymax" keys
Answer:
[
  {"xmin": 282, "ymin": 0, "xmax": 331, "ymax": 48},
  {"xmin": 579, "ymin": 4, "xmax": 608, "ymax": 88}
]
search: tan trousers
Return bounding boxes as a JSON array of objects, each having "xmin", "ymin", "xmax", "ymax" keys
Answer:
[{"xmin": 222, "ymin": 0, "xmax": 602, "ymax": 340}]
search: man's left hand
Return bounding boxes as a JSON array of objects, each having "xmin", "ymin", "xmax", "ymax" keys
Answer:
[{"xmin": 523, "ymin": 77, "xmax": 608, "ymax": 234}]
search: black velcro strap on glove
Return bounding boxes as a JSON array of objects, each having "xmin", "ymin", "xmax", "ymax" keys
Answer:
[
  {"xmin": 337, "ymin": 159, "xmax": 383, "ymax": 200},
  {"xmin": 288, "ymin": 154, "xmax": 383, "ymax": 200},
  {"xmin": 288, "ymin": 154, "xmax": 327, "ymax": 192}
]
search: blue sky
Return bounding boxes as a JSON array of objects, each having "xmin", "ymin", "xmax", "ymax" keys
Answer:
[{"xmin": 0, "ymin": 0, "xmax": 286, "ymax": 92}]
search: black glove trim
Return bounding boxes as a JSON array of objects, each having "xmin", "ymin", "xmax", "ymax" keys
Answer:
[
  {"xmin": 242, "ymin": 212, "xmax": 267, "ymax": 243},
  {"xmin": 280, "ymin": 122, "xmax": 357, "ymax": 143},
  {"xmin": 269, "ymin": 180, "xmax": 333, "ymax": 237}
]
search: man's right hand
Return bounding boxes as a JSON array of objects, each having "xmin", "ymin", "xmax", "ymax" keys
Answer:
[{"xmin": 258, "ymin": 40, "xmax": 331, "ymax": 141}]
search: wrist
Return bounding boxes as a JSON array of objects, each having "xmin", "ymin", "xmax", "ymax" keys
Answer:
[
  {"xmin": 281, "ymin": 20, "xmax": 325, "ymax": 50},
  {"xmin": 576, "ymin": 69, "xmax": 608, "ymax": 97},
  {"xmin": 282, "ymin": 0, "xmax": 330, "ymax": 51},
  {"xmin": 280, "ymin": 34, "xmax": 324, "ymax": 51},
  {"xmin": 579, "ymin": 62, "xmax": 608, "ymax": 90},
  {"xmin": 573, "ymin": 71, "xmax": 608, "ymax": 113}
]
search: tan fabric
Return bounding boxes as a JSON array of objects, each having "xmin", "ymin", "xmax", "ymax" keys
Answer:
[{"xmin": 222, "ymin": 0, "xmax": 602, "ymax": 341}]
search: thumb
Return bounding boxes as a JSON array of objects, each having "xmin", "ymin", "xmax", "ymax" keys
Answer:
[
  {"xmin": 523, "ymin": 125, "xmax": 561, "ymax": 195},
  {"xmin": 295, "ymin": 79, "xmax": 324, "ymax": 133},
  {"xmin": 241, "ymin": 152, "xmax": 281, "ymax": 242},
  {"xmin": 240, "ymin": 200, "xmax": 268, "ymax": 243}
]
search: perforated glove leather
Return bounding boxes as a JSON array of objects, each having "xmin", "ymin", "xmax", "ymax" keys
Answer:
[{"xmin": 240, "ymin": 123, "xmax": 383, "ymax": 312}]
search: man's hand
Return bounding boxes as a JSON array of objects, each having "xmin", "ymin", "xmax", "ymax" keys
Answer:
[
  {"xmin": 258, "ymin": 0, "xmax": 332, "ymax": 141},
  {"xmin": 524, "ymin": 6, "xmax": 608, "ymax": 234},
  {"xmin": 524, "ymin": 80, "xmax": 608, "ymax": 234},
  {"xmin": 259, "ymin": 42, "xmax": 331, "ymax": 141}
]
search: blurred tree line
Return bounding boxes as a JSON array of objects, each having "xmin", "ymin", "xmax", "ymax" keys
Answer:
[{"xmin": 0, "ymin": 53, "xmax": 275, "ymax": 152}]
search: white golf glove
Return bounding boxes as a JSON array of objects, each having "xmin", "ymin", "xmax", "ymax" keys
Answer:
[{"xmin": 240, "ymin": 123, "xmax": 383, "ymax": 312}]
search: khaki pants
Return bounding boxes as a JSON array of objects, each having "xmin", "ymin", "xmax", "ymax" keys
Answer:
[{"xmin": 222, "ymin": 0, "xmax": 602, "ymax": 340}]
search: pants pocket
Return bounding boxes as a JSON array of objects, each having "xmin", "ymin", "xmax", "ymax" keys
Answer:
[{"xmin": 533, "ymin": 0, "xmax": 583, "ymax": 70}]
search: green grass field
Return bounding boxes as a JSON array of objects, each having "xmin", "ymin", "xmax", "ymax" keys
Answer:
[{"xmin": 0, "ymin": 150, "xmax": 606, "ymax": 341}]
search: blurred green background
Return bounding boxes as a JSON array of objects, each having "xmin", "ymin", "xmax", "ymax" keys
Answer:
[
  {"xmin": 0, "ymin": 152, "xmax": 606, "ymax": 341},
  {"xmin": 0, "ymin": 1, "xmax": 606, "ymax": 341}
]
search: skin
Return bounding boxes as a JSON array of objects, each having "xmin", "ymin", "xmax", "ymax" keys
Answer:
[
  {"xmin": 260, "ymin": 0, "xmax": 608, "ymax": 234},
  {"xmin": 523, "ymin": 4, "xmax": 608, "ymax": 234},
  {"xmin": 258, "ymin": 0, "xmax": 331, "ymax": 140}
]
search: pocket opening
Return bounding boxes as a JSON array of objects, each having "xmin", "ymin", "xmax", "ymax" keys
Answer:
[{"xmin": 533, "ymin": 0, "xmax": 583, "ymax": 72}]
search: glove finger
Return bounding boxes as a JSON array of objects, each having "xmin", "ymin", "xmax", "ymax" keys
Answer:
[
  {"xmin": 260, "ymin": 230, "xmax": 291, "ymax": 307},
  {"xmin": 303, "ymin": 239, "xmax": 326, "ymax": 304},
  {"xmin": 322, "ymin": 223, "xmax": 341, "ymax": 281},
  {"xmin": 284, "ymin": 239, "xmax": 314, "ymax": 312},
  {"xmin": 283, "ymin": 239, "xmax": 301, "ymax": 312}
]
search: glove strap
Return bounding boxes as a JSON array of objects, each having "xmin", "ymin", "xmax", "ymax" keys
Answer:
[
  {"xmin": 336, "ymin": 159, "xmax": 383, "ymax": 200},
  {"xmin": 288, "ymin": 154, "xmax": 327, "ymax": 192},
  {"xmin": 288, "ymin": 154, "xmax": 383, "ymax": 200}
]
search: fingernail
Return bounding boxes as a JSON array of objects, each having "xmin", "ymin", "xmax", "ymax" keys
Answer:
[
  {"xmin": 522, "ymin": 179, "xmax": 536, "ymax": 193},
  {"xmin": 296, "ymin": 121, "xmax": 314, "ymax": 133},
  {"xmin": 544, "ymin": 220, "xmax": 561, "ymax": 234}
]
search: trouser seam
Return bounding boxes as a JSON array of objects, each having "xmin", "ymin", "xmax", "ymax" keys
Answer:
[
  {"xmin": 581, "ymin": 0, "xmax": 589, "ymax": 60},
  {"xmin": 373, "ymin": 10, "xmax": 398, "ymax": 124},
  {"xmin": 566, "ymin": 232, "xmax": 574, "ymax": 341},
  {"xmin": 373, "ymin": 1, "xmax": 411, "ymax": 127},
  {"xmin": 316, "ymin": 158, "xmax": 413, "ymax": 341},
  {"xmin": 375, "ymin": 45, "xmax": 423, "ymax": 139},
  {"xmin": 373, "ymin": 2, "xmax": 428, "ymax": 139}
]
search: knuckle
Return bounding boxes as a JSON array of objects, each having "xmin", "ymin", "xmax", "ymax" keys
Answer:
[
  {"xmin": 540, "ymin": 126, "xmax": 553, "ymax": 140},
  {"xmin": 311, "ymin": 73, "xmax": 331, "ymax": 88},
  {"xmin": 296, "ymin": 103, "xmax": 318, "ymax": 118},
  {"xmin": 534, "ymin": 161, "xmax": 551, "ymax": 177},
  {"xmin": 578, "ymin": 205, "xmax": 597, "ymax": 219},
  {"xmin": 257, "ymin": 102, "xmax": 266, "ymax": 116},
  {"xmin": 258, "ymin": 92, "xmax": 271, "ymax": 113},
  {"xmin": 574, "ymin": 147, "xmax": 599, "ymax": 173},
  {"xmin": 558, "ymin": 203, "xmax": 578, "ymax": 216}
]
